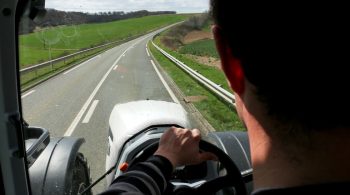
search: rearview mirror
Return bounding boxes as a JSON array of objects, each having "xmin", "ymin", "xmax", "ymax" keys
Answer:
[
  {"xmin": 24, "ymin": 126, "xmax": 50, "ymax": 167},
  {"xmin": 28, "ymin": 0, "xmax": 46, "ymax": 20}
]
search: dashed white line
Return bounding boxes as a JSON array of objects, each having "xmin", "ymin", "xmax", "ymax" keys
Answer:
[
  {"xmin": 113, "ymin": 64, "xmax": 119, "ymax": 71},
  {"xmin": 64, "ymin": 55, "xmax": 100, "ymax": 75},
  {"xmin": 82, "ymin": 100, "xmax": 99, "ymax": 124},
  {"xmin": 146, "ymin": 48, "xmax": 150, "ymax": 57},
  {"xmin": 150, "ymin": 60, "xmax": 180, "ymax": 104},
  {"xmin": 64, "ymin": 37, "xmax": 147, "ymax": 136},
  {"xmin": 21, "ymin": 90, "xmax": 35, "ymax": 99}
]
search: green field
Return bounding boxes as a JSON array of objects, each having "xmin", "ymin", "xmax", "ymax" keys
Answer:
[
  {"xmin": 179, "ymin": 39, "xmax": 219, "ymax": 58},
  {"xmin": 19, "ymin": 14, "xmax": 189, "ymax": 68}
]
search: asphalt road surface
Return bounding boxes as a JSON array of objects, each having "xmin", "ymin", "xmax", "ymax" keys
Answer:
[{"xmin": 22, "ymin": 27, "xmax": 181, "ymax": 194}]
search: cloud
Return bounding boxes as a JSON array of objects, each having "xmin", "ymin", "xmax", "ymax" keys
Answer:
[{"xmin": 46, "ymin": 0, "xmax": 209, "ymax": 13}]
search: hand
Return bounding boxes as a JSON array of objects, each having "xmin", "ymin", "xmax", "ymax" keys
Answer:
[{"xmin": 154, "ymin": 127, "xmax": 217, "ymax": 168}]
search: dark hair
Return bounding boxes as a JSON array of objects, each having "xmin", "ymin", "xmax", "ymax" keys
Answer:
[{"xmin": 210, "ymin": 1, "xmax": 350, "ymax": 130}]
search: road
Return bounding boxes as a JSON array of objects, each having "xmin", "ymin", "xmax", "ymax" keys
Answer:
[{"xmin": 22, "ymin": 27, "xmax": 180, "ymax": 194}]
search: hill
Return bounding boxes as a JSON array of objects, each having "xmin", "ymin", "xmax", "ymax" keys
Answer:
[
  {"xmin": 19, "ymin": 9, "xmax": 176, "ymax": 34},
  {"xmin": 19, "ymin": 14, "xmax": 188, "ymax": 67}
]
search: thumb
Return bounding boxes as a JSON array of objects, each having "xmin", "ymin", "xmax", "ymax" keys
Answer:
[{"xmin": 199, "ymin": 152, "xmax": 218, "ymax": 162}]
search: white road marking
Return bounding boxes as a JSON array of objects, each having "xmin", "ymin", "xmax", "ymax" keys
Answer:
[
  {"xmin": 64, "ymin": 55, "xmax": 100, "ymax": 75},
  {"xmin": 82, "ymin": 100, "xmax": 99, "ymax": 123},
  {"xmin": 113, "ymin": 64, "xmax": 119, "ymax": 71},
  {"xmin": 146, "ymin": 48, "xmax": 150, "ymax": 57},
  {"xmin": 150, "ymin": 60, "xmax": 180, "ymax": 104},
  {"xmin": 21, "ymin": 90, "xmax": 35, "ymax": 99},
  {"xmin": 64, "ymin": 37, "xmax": 148, "ymax": 136}
]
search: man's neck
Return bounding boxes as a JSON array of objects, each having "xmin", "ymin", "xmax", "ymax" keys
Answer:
[
  {"xmin": 238, "ymin": 82, "xmax": 350, "ymax": 190},
  {"xmin": 247, "ymin": 115, "xmax": 350, "ymax": 190}
]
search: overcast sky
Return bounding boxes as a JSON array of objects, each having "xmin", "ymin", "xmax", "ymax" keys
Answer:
[{"xmin": 46, "ymin": 0, "xmax": 209, "ymax": 13}]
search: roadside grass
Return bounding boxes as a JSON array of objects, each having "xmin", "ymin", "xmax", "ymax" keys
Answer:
[
  {"xmin": 179, "ymin": 39, "xmax": 219, "ymax": 58},
  {"xmin": 19, "ymin": 14, "xmax": 189, "ymax": 68},
  {"xmin": 202, "ymin": 21, "xmax": 212, "ymax": 32},
  {"xmin": 149, "ymin": 42, "xmax": 245, "ymax": 131},
  {"xmin": 155, "ymin": 36, "xmax": 230, "ymax": 92}
]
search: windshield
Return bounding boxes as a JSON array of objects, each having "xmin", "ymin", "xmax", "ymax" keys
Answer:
[{"xmin": 19, "ymin": 0, "xmax": 244, "ymax": 193}]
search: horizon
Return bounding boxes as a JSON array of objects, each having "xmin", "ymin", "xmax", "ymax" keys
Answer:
[
  {"xmin": 45, "ymin": 8, "xmax": 203, "ymax": 15},
  {"xmin": 46, "ymin": 0, "xmax": 209, "ymax": 14}
]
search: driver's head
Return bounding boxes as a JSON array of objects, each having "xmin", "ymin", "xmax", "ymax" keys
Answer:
[{"xmin": 210, "ymin": 1, "xmax": 350, "ymax": 137}]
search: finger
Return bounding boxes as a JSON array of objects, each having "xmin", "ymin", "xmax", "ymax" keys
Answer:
[
  {"xmin": 192, "ymin": 129, "xmax": 201, "ymax": 140},
  {"xmin": 164, "ymin": 127, "xmax": 176, "ymax": 138},
  {"xmin": 183, "ymin": 129, "xmax": 191, "ymax": 136},
  {"xmin": 176, "ymin": 128, "xmax": 186, "ymax": 134},
  {"xmin": 199, "ymin": 152, "xmax": 218, "ymax": 162},
  {"xmin": 174, "ymin": 128, "xmax": 183, "ymax": 137},
  {"xmin": 192, "ymin": 129, "xmax": 201, "ymax": 137}
]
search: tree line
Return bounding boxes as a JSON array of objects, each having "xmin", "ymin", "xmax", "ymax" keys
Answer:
[{"xmin": 20, "ymin": 9, "xmax": 176, "ymax": 34}]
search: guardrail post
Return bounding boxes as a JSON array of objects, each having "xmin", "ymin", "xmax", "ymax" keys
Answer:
[{"xmin": 48, "ymin": 46, "xmax": 53, "ymax": 71}]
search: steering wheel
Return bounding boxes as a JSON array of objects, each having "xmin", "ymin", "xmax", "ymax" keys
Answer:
[{"xmin": 129, "ymin": 139, "xmax": 249, "ymax": 195}]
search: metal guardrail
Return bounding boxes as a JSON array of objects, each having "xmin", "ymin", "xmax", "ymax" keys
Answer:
[{"xmin": 151, "ymin": 41, "xmax": 236, "ymax": 107}]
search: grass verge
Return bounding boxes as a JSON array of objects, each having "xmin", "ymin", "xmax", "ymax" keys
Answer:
[
  {"xmin": 149, "ymin": 42, "xmax": 245, "ymax": 131},
  {"xmin": 155, "ymin": 36, "xmax": 230, "ymax": 92}
]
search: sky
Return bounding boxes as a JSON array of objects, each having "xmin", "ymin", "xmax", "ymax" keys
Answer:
[{"xmin": 46, "ymin": 0, "xmax": 209, "ymax": 13}]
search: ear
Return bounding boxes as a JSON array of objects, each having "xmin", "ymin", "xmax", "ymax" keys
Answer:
[{"xmin": 212, "ymin": 25, "xmax": 245, "ymax": 95}]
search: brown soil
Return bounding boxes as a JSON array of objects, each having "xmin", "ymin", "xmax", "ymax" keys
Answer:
[
  {"xmin": 185, "ymin": 54, "xmax": 222, "ymax": 70},
  {"xmin": 183, "ymin": 31, "xmax": 213, "ymax": 44},
  {"xmin": 161, "ymin": 36, "xmax": 181, "ymax": 50},
  {"xmin": 184, "ymin": 96, "xmax": 208, "ymax": 103}
]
